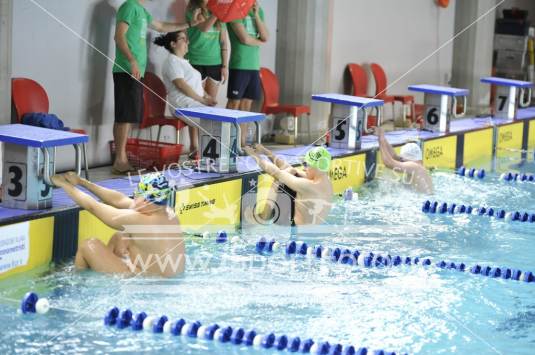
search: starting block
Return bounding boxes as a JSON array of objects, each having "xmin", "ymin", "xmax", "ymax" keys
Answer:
[
  {"xmin": 408, "ymin": 85, "xmax": 469, "ymax": 133},
  {"xmin": 312, "ymin": 93, "xmax": 384, "ymax": 150},
  {"xmin": 177, "ymin": 107, "xmax": 265, "ymax": 173},
  {"xmin": 0, "ymin": 124, "xmax": 88, "ymax": 210},
  {"xmin": 480, "ymin": 77, "xmax": 533, "ymax": 120}
]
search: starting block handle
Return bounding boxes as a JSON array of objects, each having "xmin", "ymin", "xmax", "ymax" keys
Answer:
[
  {"xmin": 42, "ymin": 144, "xmax": 82, "ymax": 187},
  {"xmin": 233, "ymin": 123, "xmax": 244, "ymax": 155},
  {"xmin": 452, "ymin": 96, "xmax": 467, "ymax": 118},
  {"xmin": 254, "ymin": 121, "xmax": 262, "ymax": 144},
  {"xmin": 519, "ymin": 88, "xmax": 532, "ymax": 108},
  {"xmin": 362, "ymin": 107, "xmax": 375, "ymax": 134}
]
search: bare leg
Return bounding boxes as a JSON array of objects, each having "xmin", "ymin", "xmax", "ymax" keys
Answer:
[
  {"xmin": 188, "ymin": 126, "xmax": 199, "ymax": 155},
  {"xmin": 240, "ymin": 99, "xmax": 254, "ymax": 146},
  {"xmin": 75, "ymin": 238, "xmax": 134, "ymax": 274},
  {"xmin": 113, "ymin": 123, "xmax": 133, "ymax": 171}
]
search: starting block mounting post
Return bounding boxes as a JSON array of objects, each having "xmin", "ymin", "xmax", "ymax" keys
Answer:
[
  {"xmin": 0, "ymin": 124, "xmax": 88, "ymax": 210},
  {"xmin": 481, "ymin": 77, "xmax": 534, "ymax": 120},
  {"xmin": 312, "ymin": 93, "xmax": 384, "ymax": 150},
  {"xmin": 408, "ymin": 84, "xmax": 469, "ymax": 133},
  {"xmin": 177, "ymin": 107, "xmax": 266, "ymax": 173}
]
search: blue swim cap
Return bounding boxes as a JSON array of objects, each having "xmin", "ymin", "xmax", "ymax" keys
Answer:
[{"xmin": 134, "ymin": 173, "xmax": 172, "ymax": 205}]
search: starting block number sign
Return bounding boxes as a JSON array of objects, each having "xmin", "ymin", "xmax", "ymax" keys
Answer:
[
  {"xmin": 408, "ymin": 85, "xmax": 469, "ymax": 133},
  {"xmin": 177, "ymin": 107, "xmax": 266, "ymax": 174},
  {"xmin": 2, "ymin": 145, "xmax": 55, "ymax": 209},
  {"xmin": 481, "ymin": 77, "xmax": 533, "ymax": 120},
  {"xmin": 0, "ymin": 124, "xmax": 87, "ymax": 210},
  {"xmin": 312, "ymin": 94, "xmax": 384, "ymax": 150}
]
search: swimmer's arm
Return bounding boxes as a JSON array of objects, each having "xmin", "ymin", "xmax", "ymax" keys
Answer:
[
  {"xmin": 379, "ymin": 138, "xmax": 405, "ymax": 170},
  {"xmin": 378, "ymin": 134, "xmax": 402, "ymax": 161},
  {"xmin": 62, "ymin": 184, "xmax": 152, "ymax": 231},
  {"xmin": 254, "ymin": 156, "xmax": 312, "ymax": 192},
  {"xmin": 78, "ymin": 179, "xmax": 133, "ymax": 209}
]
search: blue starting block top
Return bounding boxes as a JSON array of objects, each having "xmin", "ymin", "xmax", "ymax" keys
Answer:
[
  {"xmin": 408, "ymin": 84, "xmax": 469, "ymax": 96},
  {"xmin": 311, "ymin": 93, "xmax": 384, "ymax": 107},
  {"xmin": 480, "ymin": 76, "xmax": 533, "ymax": 88},
  {"xmin": 0, "ymin": 124, "xmax": 88, "ymax": 148},
  {"xmin": 176, "ymin": 107, "xmax": 265, "ymax": 124}
]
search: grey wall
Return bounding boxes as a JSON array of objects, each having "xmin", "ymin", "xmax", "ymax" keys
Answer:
[
  {"xmin": 11, "ymin": 0, "xmax": 278, "ymax": 170},
  {"xmin": 330, "ymin": 0, "xmax": 456, "ymax": 112}
]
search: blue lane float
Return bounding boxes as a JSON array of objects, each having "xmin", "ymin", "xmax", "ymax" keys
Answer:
[
  {"xmin": 457, "ymin": 166, "xmax": 486, "ymax": 179},
  {"xmin": 499, "ymin": 172, "xmax": 535, "ymax": 183},
  {"xmin": 255, "ymin": 239, "xmax": 535, "ymax": 285},
  {"xmin": 103, "ymin": 308, "xmax": 399, "ymax": 355},
  {"xmin": 421, "ymin": 200, "xmax": 535, "ymax": 224}
]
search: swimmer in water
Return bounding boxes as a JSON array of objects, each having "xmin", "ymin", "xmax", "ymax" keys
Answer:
[
  {"xmin": 50, "ymin": 172, "xmax": 184, "ymax": 277},
  {"xmin": 375, "ymin": 126, "xmax": 434, "ymax": 194},
  {"xmin": 244, "ymin": 144, "xmax": 333, "ymax": 225}
]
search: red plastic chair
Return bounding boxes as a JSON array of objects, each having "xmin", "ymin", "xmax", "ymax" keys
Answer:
[
  {"xmin": 140, "ymin": 72, "xmax": 187, "ymax": 144},
  {"xmin": 259, "ymin": 67, "xmax": 311, "ymax": 145},
  {"xmin": 346, "ymin": 63, "xmax": 368, "ymax": 97},
  {"xmin": 11, "ymin": 78, "xmax": 90, "ymax": 179},
  {"xmin": 369, "ymin": 63, "xmax": 416, "ymax": 122}
]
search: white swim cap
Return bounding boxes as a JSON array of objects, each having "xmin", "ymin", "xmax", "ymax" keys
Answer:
[{"xmin": 400, "ymin": 142, "xmax": 422, "ymax": 161}]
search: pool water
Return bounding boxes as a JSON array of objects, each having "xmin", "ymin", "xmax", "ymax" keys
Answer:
[{"xmin": 1, "ymin": 159, "xmax": 534, "ymax": 354}]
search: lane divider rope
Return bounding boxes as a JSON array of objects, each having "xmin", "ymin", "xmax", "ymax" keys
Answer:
[
  {"xmin": 255, "ymin": 238, "xmax": 534, "ymax": 284},
  {"xmin": 421, "ymin": 200, "xmax": 535, "ymax": 223}
]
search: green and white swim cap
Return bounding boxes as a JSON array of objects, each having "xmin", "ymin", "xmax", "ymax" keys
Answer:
[
  {"xmin": 304, "ymin": 146, "xmax": 331, "ymax": 173},
  {"xmin": 134, "ymin": 173, "xmax": 172, "ymax": 205}
]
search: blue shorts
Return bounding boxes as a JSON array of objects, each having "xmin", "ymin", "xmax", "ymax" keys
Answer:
[{"xmin": 227, "ymin": 69, "xmax": 261, "ymax": 101}]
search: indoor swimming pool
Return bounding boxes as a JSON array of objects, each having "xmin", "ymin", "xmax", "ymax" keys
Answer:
[{"xmin": 0, "ymin": 159, "xmax": 534, "ymax": 355}]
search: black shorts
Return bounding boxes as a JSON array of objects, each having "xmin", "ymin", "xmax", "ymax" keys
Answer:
[
  {"xmin": 113, "ymin": 72, "xmax": 144, "ymax": 124},
  {"xmin": 227, "ymin": 69, "xmax": 261, "ymax": 101},
  {"xmin": 192, "ymin": 64, "xmax": 222, "ymax": 82}
]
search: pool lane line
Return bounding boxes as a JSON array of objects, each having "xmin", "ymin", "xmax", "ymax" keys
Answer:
[
  {"xmin": 422, "ymin": 200, "xmax": 535, "ymax": 223},
  {"xmin": 456, "ymin": 166, "xmax": 535, "ymax": 184},
  {"xmin": 255, "ymin": 238, "xmax": 535, "ymax": 284},
  {"xmin": 102, "ymin": 307, "xmax": 403, "ymax": 355}
]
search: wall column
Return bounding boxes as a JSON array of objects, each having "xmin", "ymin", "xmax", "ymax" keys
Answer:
[
  {"xmin": 451, "ymin": 0, "xmax": 498, "ymax": 113},
  {"xmin": 275, "ymin": 0, "xmax": 333, "ymax": 144},
  {"xmin": 0, "ymin": 0, "xmax": 12, "ymax": 124}
]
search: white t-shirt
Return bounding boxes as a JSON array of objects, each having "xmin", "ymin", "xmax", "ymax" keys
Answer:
[{"xmin": 162, "ymin": 53, "xmax": 205, "ymax": 109}]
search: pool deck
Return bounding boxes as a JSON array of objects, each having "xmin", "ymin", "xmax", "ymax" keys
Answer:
[{"xmin": 1, "ymin": 110, "xmax": 535, "ymax": 226}]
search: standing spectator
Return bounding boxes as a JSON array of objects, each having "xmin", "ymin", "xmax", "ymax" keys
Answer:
[
  {"xmin": 112, "ymin": 0, "xmax": 199, "ymax": 174},
  {"xmin": 184, "ymin": 0, "xmax": 229, "ymax": 160},
  {"xmin": 226, "ymin": 1, "xmax": 268, "ymax": 148}
]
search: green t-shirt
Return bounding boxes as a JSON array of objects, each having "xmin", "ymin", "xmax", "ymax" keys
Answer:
[
  {"xmin": 113, "ymin": 0, "xmax": 153, "ymax": 76},
  {"xmin": 186, "ymin": 9, "xmax": 225, "ymax": 66},
  {"xmin": 228, "ymin": 8, "xmax": 264, "ymax": 70}
]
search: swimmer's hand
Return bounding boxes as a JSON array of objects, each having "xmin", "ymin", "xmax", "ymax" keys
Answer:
[
  {"xmin": 51, "ymin": 174, "xmax": 68, "ymax": 187},
  {"xmin": 64, "ymin": 171, "xmax": 82, "ymax": 186},
  {"xmin": 373, "ymin": 126, "xmax": 384, "ymax": 137},
  {"xmin": 253, "ymin": 143, "xmax": 270, "ymax": 156},
  {"xmin": 243, "ymin": 146, "xmax": 256, "ymax": 157}
]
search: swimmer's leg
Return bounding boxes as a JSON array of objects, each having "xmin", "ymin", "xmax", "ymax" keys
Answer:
[
  {"xmin": 75, "ymin": 238, "xmax": 135, "ymax": 274},
  {"xmin": 106, "ymin": 232, "xmax": 130, "ymax": 256}
]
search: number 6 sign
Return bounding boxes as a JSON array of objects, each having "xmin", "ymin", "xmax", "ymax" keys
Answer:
[{"xmin": 408, "ymin": 85, "xmax": 469, "ymax": 133}]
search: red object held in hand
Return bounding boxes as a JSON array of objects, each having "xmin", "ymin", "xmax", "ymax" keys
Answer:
[
  {"xmin": 207, "ymin": 0, "xmax": 255, "ymax": 23},
  {"xmin": 437, "ymin": 0, "xmax": 449, "ymax": 8}
]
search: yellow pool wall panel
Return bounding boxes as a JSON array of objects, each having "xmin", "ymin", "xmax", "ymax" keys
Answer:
[
  {"xmin": 0, "ymin": 217, "xmax": 54, "ymax": 280},
  {"xmin": 423, "ymin": 136, "xmax": 457, "ymax": 170}
]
